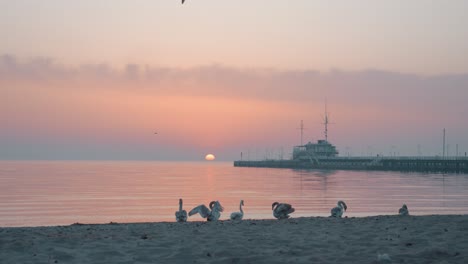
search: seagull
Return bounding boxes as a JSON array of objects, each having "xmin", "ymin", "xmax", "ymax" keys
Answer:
[
  {"xmin": 175, "ymin": 198, "xmax": 187, "ymax": 222},
  {"xmin": 230, "ymin": 200, "xmax": 244, "ymax": 221},
  {"xmin": 189, "ymin": 201, "xmax": 224, "ymax": 221},
  {"xmin": 331, "ymin": 200, "xmax": 347, "ymax": 217},
  {"xmin": 272, "ymin": 202, "xmax": 295, "ymax": 219},
  {"xmin": 399, "ymin": 204, "xmax": 409, "ymax": 216}
]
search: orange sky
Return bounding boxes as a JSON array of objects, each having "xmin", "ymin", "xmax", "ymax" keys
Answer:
[
  {"xmin": 2, "ymin": 60, "xmax": 468, "ymax": 160},
  {"xmin": 1, "ymin": 1, "xmax": 468, "ymax": 160}
]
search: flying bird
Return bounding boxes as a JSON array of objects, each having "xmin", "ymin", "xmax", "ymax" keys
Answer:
[
  {"xmin": 330, "ymin": 200, "xmax": 347, "ymax": 217},
  {"xmin": 189, "ymin": 201, "xmax": 224, "ymax": 221},
  {"xmin": 272, "ymin": 202, "xmax": 295, "ymax": 219},
  {"xmin": 398, "ymin": 204, "xmax": 409, "ymax": 216},
  {"xmin": 175, "ymin": 198, "xmax": 187, "ymax": 222},
  {"xmin": 230, "ymin": 200, "xmax": 244, "ymax": 221}
]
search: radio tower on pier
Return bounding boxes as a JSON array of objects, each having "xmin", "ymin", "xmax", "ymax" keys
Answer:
[
  {"xmin": 322, "ymin": 101, "xmax": 333, "ymax": 142},
  {"xmin": 297, "ymin": 120, "xmax": 305, "ymax": 146}
]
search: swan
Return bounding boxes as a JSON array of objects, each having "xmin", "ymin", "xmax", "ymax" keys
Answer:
[
  {"xmin": 175, "ymin": 198, "xmax": 187, "ymax": 222},
  {"xmin": 330, "ymin": 200, "xmax": 347, "ymax": 217},
  {"xmin": 399, "ymin": 204, "xmax": 409, "ymax": 216},
  {"xmin": 230, "ymin": 200, "xmax": 244, "ymax": 221},
  {"xmin": 189, "ymin": 201, "xmax": 224, "ymax": 221},
  {"xmin": 272, "ymin": 202, "xmax": 295, "ymax": 219}
]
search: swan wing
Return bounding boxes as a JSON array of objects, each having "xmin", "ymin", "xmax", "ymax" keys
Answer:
[
  {"xmin": 331, "ymin": 206, "xmax": 342, "ymax": 217},
  {"xmin": 208, "ymin": 210, "xmax": 221, "ymax": 221},
  {"xmin": 273, "ymin": 203, "xmax": 295, "ymax": 219},
  {"xmin": 276, "ymin": 203, "xmax": 295, "ymax": 214},
  {"xmin": 189, "ymin": 204, "xmax": 211, "ymax": 218},
  {"xmin": 230, "ymin": 212, "xmax": 243, "ymax": 220},
  {"xmin": 398, "ymin": 207, "xmax": 408, "ymax": 216}
]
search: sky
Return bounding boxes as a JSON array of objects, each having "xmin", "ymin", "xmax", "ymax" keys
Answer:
[{"xmin": 1, "ymin": 0, "xmax": 468, "ymax": 161}]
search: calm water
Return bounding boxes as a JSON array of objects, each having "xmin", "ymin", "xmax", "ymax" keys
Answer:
[{"xmin": 1, "ymin": 160, "xmax": 468, "ymax": 227}]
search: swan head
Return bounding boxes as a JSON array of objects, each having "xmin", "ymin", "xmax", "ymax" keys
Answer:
[
  {"xmin": 179, "ymin": 198, "xmax": 183, "ymax": 204},
  {"xmin": 241, "ymin": 200, "xmax": 244, "ymax": 206},
  {"xmin": 210, "ymin": 201, "xmax": 224, "ymax": 212},
  {"xmin": 272, "ymin": 202, "xmax": 279, "ymax": 210},
  {"xmin": 338, "ymin": 200, "xmax": 347, "ymax": 211}
]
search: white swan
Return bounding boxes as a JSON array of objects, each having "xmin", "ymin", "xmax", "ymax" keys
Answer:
[
  {"xmin": 175, "ymin": 198, "xmax": 187, "ymax": 222},
  {"xmin": 230, "ymin": 200, "xmax": 244, "ymax": 221},
  {"xmin": 272, "ymin": 202, "xmax": 295, "ymax": 219},
  {"xmin": 399, "ymin": 204, "xmax": 409, "ymax": 216},
  {"xmin": 330, "ymin": 200, "xmax": 347, "ymax": 217},
  {"xmin": 189, "ymin": 201, "xmax": 224, "ymax": 221}
]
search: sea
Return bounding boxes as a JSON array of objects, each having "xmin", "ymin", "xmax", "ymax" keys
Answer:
[{"xmin": 1, "ymin": 160, "xmax": 468, "ymax": 227}]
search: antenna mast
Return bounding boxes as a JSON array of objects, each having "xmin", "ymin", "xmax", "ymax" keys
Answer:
[
  {"xmin": 323, "ymin": 101, "xmax": 330, "ymax": 142},
  {"xmin": 297, "ymin": 120, "xmax": 305, "ymax": 146},
  {"xmin": 443, "ymin": 128, "xmax": 446, "ymax": 158}
]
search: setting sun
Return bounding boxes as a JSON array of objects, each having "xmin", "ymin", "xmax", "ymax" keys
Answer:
[{"xmin": 205, "ymin": 154, "xmax": 215, "ymax": 161}]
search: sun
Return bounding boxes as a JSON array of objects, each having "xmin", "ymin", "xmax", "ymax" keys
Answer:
[{"xmin": 205, "ymin": 154, "xmax": 215, "ymax": 161}]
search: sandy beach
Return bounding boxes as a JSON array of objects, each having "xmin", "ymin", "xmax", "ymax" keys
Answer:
[{"xmin": 1, "ymin": 215, "xmax": 467, "ymax": 264}]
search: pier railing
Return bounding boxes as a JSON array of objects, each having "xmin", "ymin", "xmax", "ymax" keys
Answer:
[
  {"xmin": 239, "ymin": 156, "xmax": 468, "ymax": 162},
  {"xmin": 234, "ymin": 156, "xmax": 468, "ymax": 173},
  {"xmin": 319, "ymin": 156, "xmax": 468, "ymax": 161}
]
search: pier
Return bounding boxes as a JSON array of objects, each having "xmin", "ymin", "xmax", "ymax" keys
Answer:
[
  {"xmin": 234, "ymin": 156, "xmax": 468, "ymax": 173},
  {"xmin": 235, "ymin": 108, "xmax": 468, "ymax": 173}
]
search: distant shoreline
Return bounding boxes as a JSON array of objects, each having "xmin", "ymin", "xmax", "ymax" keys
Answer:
[{"xmin": 2, "ymin": 215, "xmax": 467, "ymax": 263}]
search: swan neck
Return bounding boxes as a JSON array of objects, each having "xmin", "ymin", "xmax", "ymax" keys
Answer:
[{"xmin": 179, "ymin": 199, "xmax": 183, "ymax": 211}]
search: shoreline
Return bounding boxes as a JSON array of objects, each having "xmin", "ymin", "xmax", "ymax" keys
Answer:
[{"xmin": 1, "ymin": 215, "xmax": 467, "ymax": 263}]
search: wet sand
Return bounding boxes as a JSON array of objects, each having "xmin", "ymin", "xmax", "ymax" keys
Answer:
[{"xmin": 1, "ymin": 215, "xmax": 467, "ymax": 264}]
